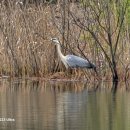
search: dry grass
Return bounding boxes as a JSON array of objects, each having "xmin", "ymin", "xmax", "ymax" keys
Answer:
[{"xmin": 0, "ymin": 1, "xmax": 130, "ymax": 81}]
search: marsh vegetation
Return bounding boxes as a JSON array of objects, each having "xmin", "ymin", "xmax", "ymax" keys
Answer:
[{"xmin": 0, "ymin": 0, "xmax": 130, "ymax": 82}]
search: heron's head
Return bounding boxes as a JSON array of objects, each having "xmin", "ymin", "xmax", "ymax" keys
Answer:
[{"xmin": 51, "ymin": 38, "xmax": 60, "ymax": 45}]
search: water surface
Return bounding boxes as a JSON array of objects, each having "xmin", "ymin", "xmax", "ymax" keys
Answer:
[{"xmin": 0, "ymin": 79, "xmax": 129, "ymax": 130}]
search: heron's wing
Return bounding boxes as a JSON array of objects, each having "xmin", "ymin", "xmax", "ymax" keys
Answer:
[{"xmin": 65, "ymin": 55, "xmax": 91, "ymax": 68}]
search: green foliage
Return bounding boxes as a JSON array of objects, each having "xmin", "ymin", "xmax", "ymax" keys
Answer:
[
  {"xmin": 80, "ymin": 33, "xmax": 92, "ymax": 41},
  {"xmin": 126, "ymin": 0, "xmax": 130, "ymax": 25}
]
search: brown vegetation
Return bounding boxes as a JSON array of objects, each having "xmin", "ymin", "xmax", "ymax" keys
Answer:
[{"xmin": 0, "ymin": 0, "xmax": 130, "ymax": 82}]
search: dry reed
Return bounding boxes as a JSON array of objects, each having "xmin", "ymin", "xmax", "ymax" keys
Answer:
[{"xmin": 0, "ymin": 0, "xmax": 130, "ymax": 81}]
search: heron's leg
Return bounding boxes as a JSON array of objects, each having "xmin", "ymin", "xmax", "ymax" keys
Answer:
[
  {"xmin": 77, "ymin": 69, "xmax": 81, "ymax": 80},
  {"xmin": 73, "ymin": 68, "xmax": 78, "ymax": 80},
  {"xmin": 76, "ymin": 69, "xmax": 79, "ymax": 80},
  {"xmin": 73, "ymin": 68, "xmax": 76, "ymax": 80},
  {"xmin": 76, "ymin": 69, "xmax": 78, "ymax": 80},
  {"xmin": 66, "ymin": 68, "xmax": 72, "ymax": 79}
]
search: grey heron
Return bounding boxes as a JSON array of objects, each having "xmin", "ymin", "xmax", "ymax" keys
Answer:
[{"xmin": 51, "ymin": 38, "xmax": 97, "ymax": 73}]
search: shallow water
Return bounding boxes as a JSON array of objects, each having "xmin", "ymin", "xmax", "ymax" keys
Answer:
[{"xmin": 0, "ymin": 79, "xmax": 130, "ymax": 130}]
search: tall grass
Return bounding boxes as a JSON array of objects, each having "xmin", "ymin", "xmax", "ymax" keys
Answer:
[{"xmin": 0, "ymin": 0, "xmax": 130, "ymax": 81}]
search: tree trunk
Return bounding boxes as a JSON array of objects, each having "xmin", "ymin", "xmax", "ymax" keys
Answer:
[
  {"xmin": 113, "ymin": 69, "xmax": 118, "ymax": 82},
  {"xmin": 112, "ymin": 59, "xmax": 118, "ymax": 82}
]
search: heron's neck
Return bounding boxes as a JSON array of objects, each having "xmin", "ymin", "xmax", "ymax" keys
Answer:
[
  {"xmin": 56, "ymin": 44, "xmax": 68, "ymax": 69},
  {"xmin": 56, "ymin": 44, "xmax": 65, "ymax": 59}
]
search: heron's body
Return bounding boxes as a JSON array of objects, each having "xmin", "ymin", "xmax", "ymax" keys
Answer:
[
  {"xmin": 51, "ymin": 38, "xmax": 96, "ymax": 70},
  {"xmin": 65, "ymin": 55, "xmax": 95, "ymax": 68}
]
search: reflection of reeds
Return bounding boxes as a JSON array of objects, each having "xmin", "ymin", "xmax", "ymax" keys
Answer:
[
  {"xmin": 0, "ymin": 79, "xmax": 129, "ymax": 95},
  {"xmin": 0, "ymin": 1, "xmax": 130, "ymax": 81},
  {"xmin": 0, "ymin": 79, "xmax": 130, "ymax": 129}
]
